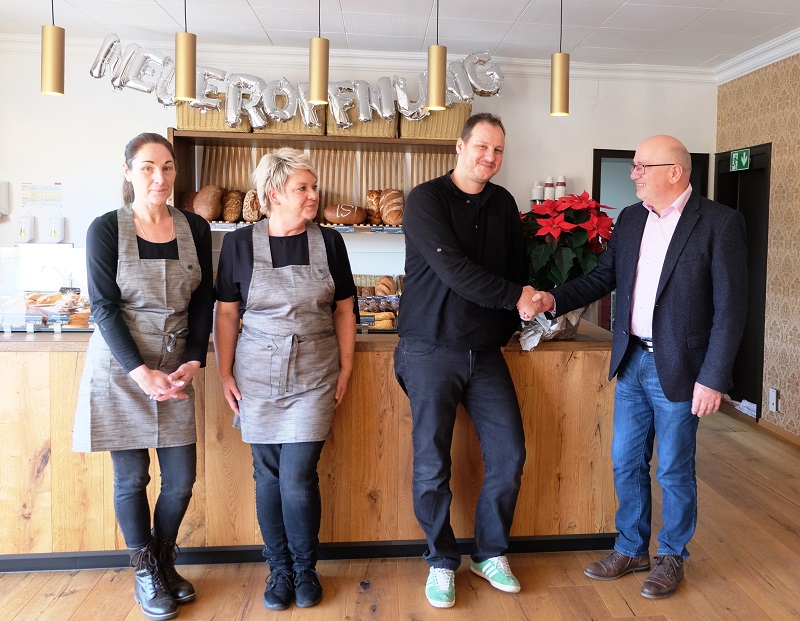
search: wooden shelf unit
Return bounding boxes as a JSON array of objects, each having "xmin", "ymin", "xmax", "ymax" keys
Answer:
[{"xmin": 168, "ymin": 129, "xmax": 458, "ymax": 221}]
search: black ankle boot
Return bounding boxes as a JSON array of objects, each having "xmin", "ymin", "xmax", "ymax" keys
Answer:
[
  {"xmin": 153, "ymin": 534, "xmax": 196, "ymax": 603},
  {"xmin": 130, "ymin": 540, "xmax": 178, "ymax": 621}
]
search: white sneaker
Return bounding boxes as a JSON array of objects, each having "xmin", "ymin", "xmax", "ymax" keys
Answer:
[{"xmin": 425, "ymin": 567, "xmax": 455, "ymax": 608}]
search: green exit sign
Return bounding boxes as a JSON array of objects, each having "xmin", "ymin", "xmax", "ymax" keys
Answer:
[{"xmin": 730, "ymin": 148, "xmax": 750, "ymax": 171}]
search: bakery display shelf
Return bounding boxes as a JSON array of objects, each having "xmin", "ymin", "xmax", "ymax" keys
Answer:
[
  {"xmin": 319, "ymin": 223, "xmax": 403, "ymax": 234},
  {"xmin": 208, "ymin": 221, "xmax": 255, "ymax": 231}
]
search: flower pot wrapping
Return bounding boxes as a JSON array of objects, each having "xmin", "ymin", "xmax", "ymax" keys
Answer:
[{"xmin": 519, "ymin": 305, "xmax": 588, "ymax": 351}]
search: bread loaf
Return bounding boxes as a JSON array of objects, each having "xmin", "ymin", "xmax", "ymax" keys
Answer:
[
  {"xmin": 379, "ymin": 189, "xmax": 404, "ymax": 226},
  {"xmin": 365, "ymin": 189, "xmax": 383, "ymax": 225},
  {"xmin": 324, "ymin": 204, "xmax": 367, "ymax": 225},
  {"xmin": 222, "ymin": 190, "xmax": 245, "ymax": 223},
  {"xmin": 180, "ymin": 190, "xmax": 197, "ymax": 213},
  {"xmin": 359, "ymin": 311, "xmax": 394, "ymax": 330},
  {"xmin": 193, "ymin": 185, "xmax": 224, "ymax": 221},
  {"xmin": 375, "ymin": 276, "xmax": 396, "ymax": 297},
  {"xmin": 242, "ymin": 190, "xmax": 263, "ymax": 222}
]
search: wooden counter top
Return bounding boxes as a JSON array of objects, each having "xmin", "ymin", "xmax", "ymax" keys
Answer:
[{"xmin": 0, "ymin": 321, "xmax": 612, "ymax": 353}]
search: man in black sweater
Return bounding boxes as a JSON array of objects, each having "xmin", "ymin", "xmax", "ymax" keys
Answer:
[{"xmin": 395, "ymin": 113, "xmax": 537, "ymax": 608}]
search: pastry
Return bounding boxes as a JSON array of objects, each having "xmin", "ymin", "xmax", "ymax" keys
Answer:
[
  {"xmin": 324, "ymin": 204, "xmax": 367, "ymax": 225},
  {"xmin": 242, "ymin": 189, "xmax": 264, "ymax": 222},
  {"xmin": 375, "ymin": 275, "xmax": 396, "ymax": 297},
  {"xmin": 193, "ymin": 185, "xmax": 224, "ymax": 221},
  {"xmin": 379, "ymin": 189, "xmax": 404, "ymax": 226},
  {"xmin": 222, "ymin": 190, "xmax": 245, "ymax": 222},
  {"xmin": 365, "ymin": 189, "xmax": 383, "ymax": 225}
]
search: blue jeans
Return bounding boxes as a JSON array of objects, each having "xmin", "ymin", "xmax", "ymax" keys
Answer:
[
  {"xmin": 110, "ymin": 444, "xmax": 197, "ymax": 548},
  {"xmin": 612, "ymin": 344, "xmax": 699, "ymax": 559},
  {"xmin": 251, "ymin": 441, "xmax": 325, "ymax": 573},
  {"xmin": 394, "ymin": 338, "xmax": 526, "ymax": 571}
]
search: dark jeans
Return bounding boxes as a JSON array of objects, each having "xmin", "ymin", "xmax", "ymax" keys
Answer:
[
  {"xmin": 251, "ymin": 441, "xmax": 326, "ymax": 573},
  {"xmin": 394, "ymin": 337, "xmax": 526, "ymax": 571},
  {"xmin": 110, "ymin": 444, "xmax": 197, "ymax": 549}
]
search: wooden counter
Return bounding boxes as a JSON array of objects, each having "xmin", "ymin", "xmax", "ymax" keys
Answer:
[{"xmin": 0, "ymin": 323, "xmax": 615, "ymax": 561}]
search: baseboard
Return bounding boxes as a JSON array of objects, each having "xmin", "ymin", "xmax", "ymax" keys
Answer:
[
  {"xmin": 0, "ymin": 535, "xmax": 616, "ymax": 573},
  {"xmin": 720, "ymin": 405, "xmax": 800, "ymax": 448}
]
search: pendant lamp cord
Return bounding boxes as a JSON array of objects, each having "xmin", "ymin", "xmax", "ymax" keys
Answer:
[
  {"xmin": 436, "ymin": 0, "xmax": 440, "ymax": 45},
  {"xmin": 559, "ymin": 0, "xmax": 563, "ymax": 53},
  {"xmin": 183, "ymin": 0, "xmax": 188, "ymax": 33},
  {"xmin": 50, "ymin": 0, "xmax": 55, "ymax": 26},
  {"xmin": 318, "ymin": 0, "xmax": 322, "ymax": 37}
]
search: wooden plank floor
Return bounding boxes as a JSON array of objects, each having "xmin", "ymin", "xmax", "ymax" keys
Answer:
[{"xmin": 2, "ymin": 410, "xmax": 800, "ymax": 620}]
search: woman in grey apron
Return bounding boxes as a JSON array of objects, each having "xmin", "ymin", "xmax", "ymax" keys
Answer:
[
  {"xmin": 214, "ymin": 148, "xmax": 356, "ymax": 611},
  {"xmin": 73, "ymin": 133, "xmax": 213, "ymax": 621}
]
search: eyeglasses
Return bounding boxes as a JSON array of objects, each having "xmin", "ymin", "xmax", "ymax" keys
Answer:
[{"xmin": 629, "ymin": 163, "xmax": 675, "ymax": 174}]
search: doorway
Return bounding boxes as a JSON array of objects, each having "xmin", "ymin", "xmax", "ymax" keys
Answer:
[{"xmin": 715, "ymin": 144, "xmax": 771, "ymax": 419}]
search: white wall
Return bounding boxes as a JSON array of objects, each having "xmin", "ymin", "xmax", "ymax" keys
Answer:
[{"xmin": 0, "ymin": 36, "xmax": 718, "ymax": 278}]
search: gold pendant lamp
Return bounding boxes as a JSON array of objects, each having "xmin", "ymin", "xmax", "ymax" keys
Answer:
[
  {"xmin": 550, "ymin": 0, "xmax": 569, "ymax": 116},
  {"xmin": 308, "ymin": 0, "xmax": 330, "ymax": 105},
  {"xmin": 427, "ymin": 0, "xmax": 447, "ymax": 111},
  {"xmin": 41, "ymin": 0, "xmax": 65, "ymax": 95},
  {"xmin": 175, "ymin": 0, "xmax": 196, "ymax": 101}
]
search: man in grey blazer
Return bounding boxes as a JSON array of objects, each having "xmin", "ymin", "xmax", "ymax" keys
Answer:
[{"xmin": 529, "ymin": 134, "xmax": 747, "ymax": 599}]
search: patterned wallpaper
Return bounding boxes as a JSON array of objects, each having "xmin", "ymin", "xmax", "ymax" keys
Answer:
[{"xmin": 718, "ymin": 54, "xmax": 800, "ymax": 437}]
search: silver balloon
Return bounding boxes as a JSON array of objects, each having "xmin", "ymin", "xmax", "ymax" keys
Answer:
[
  {"xmin": 296, "ymin": 82, "xmax": 323, "ymax": 129},
  {"xmin": 354, "ymin": 77, "xmax": 395, "ymax": 122},
  {"xmin": 110, "ymin": 43, "xmax": 142, "ymax": 90},
  {"xmin": 394, "ymin": 74, "xmax": 429, "ymax": 121},
  {"xmin": 225, "ymin": 74, "xmax": 268, "ymax": 128},
  {"xmin": 126, "ymin": 48, "xmax": 168, "ymax": 93},
  {"xmin": 89, "ymin": 33, "xmax": 121, "ymax": 79},
  {"xmin": 446, "ymin": 60, "xmax": 473, "ymax": 102},
  {"xmin": 329, "ymin": 81, "xmax": 356, "ymax": 129},
  {"xmin": 263, "ymin": 79, "xmax": 298, "ymax": 122},
  {"xmin": 464, "ymin": 52, "xmax": 504, "ymax": 97},
  {"xmin": 189, "ymin": 66, "xmax": 226, "ymax": 112},
  {"xmin": 155, "ymin": 57, "xmax": 176, "ymax": 106}
]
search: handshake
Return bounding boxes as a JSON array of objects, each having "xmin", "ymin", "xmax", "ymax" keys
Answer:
[{"xmin": 516, "ymin": 285, "xmax": 555, "ymax": 322}]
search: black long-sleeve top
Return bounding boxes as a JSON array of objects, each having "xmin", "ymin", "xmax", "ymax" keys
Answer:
[
  {"xmin": 86, "ymin": 209, "xmax": 214, "ymax": 373},
  {"xmin": 214, "ymin": 224, "xmax": 357, "ymax": 315},
  {"xmin": 398, "ymin": 171, "xmax": 527, "ymax": 349}
]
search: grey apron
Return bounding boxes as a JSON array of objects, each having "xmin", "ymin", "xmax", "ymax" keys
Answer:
[
  {"xmin": 233, "ymin": 219, "xmax": 339, "ymax": 444},
  {"xmin": 73, "ymin": 205, "xmax": 201, "ymax": 452}
]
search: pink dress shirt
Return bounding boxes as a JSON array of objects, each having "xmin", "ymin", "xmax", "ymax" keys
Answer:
[{"xmin": 630, "ymin": 184, "xmax": 693, "ymax": 339}]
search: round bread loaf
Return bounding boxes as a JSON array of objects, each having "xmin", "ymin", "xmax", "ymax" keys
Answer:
[
  {"xmin": 222, "ymin": 190, "xmax": 245, "ymax": 223},
  {"xmin": 365, "ymin": 189, "xmax": 383, "ymax": 225},
  {"xmin": 193, "ymin": 185, "xmax": 223, "ymax": 221},
  {"xmin": 324, "ymin": 204, "xmax": 367, "ymax": 225},
  {"xmin": 375, "ymin": 275, "xmax": 396, "ymax": 297},
  {"xmin": 379, "ymin": 189, "xmax": 404, "ymax": 226},
  {"xmin": 242, "ymin": 189, "xmax": 263, "ymax": 222},
  {"xmin": 180, "ymin": 190, "xmax": 197, "ymax": 213},
  {"xmin": 360, "ymin": 311, "xmax": 394, "ymax": 330}
]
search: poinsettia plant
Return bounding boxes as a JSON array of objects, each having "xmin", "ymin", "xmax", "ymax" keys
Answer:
[{"xmin": 520, "ymin": 191, "xmax": 614, "ymax": 291}]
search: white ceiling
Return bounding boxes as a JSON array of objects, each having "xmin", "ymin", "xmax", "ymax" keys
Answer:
[{"xmin": 2, "ymin": 0, "xmax": 800, "ymax": 71}]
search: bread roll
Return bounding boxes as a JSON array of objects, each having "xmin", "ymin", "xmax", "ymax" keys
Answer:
[
  {"xmin": 365, "ymin": 189, "xmax": 383, "ymax": 225},
  {"xmin": 375, "ymin": 276, "xmax": 396, "ymax": 297},
  {"xmin": 379, "ymin": 189, "xmax": 404, "ymax": 226},
  {"xmin": 222, "ymin": 190, "xmax": 245, "ymax": 223},
  {"xmin": 193, "ymin": 185, "xmax": 224, "ymax": 221},
  {"xmin": 243, "ymin": 189, "xmax": 263, "ymax": 222},
  {"xmin": 324, "ymin": 204, "xmax": 367, "ymax": 225},
  {"xmin": 180, "ymin": 190, "xmax": 197, "ymax": 213}
]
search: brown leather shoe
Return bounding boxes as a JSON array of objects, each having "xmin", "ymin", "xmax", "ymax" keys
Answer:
[
  {"xmin": 641, "ymin": 554, "xmax": 684, "ymax": 599},
  {"xmin": 584, "ymin": 551, "xmax": 650, "ymax": 580}
]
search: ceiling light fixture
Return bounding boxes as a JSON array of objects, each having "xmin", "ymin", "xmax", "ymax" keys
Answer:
[
  {"xmin": 309, "ymin": 0, "xmax": 330, "ymax": 106},
  {"xmin": 41, "ymin": 0, "xmax": 65, "ymax": 95},
  {"xmin": 550, "ymin": 0, "xmax": 569, "ymax": 116},
  {"xmin": 427, "ymin": 0, "xmax": 447, "ymax": 111},
  {"xmin": 175, "ymin": 0, "xmax": 196, "ymax": 101}
]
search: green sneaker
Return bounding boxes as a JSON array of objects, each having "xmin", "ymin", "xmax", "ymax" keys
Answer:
[
  {"xmin": 425, "ymin": 567, "xmax": 455, "ymax": 608},
  {"xmin": 470, "ymin": 556, "xmax": 521, "ymax": 593}
]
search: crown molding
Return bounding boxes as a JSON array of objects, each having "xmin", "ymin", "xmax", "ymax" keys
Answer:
[{"xmin": 715, "ymin": 27, "xmax": 800, "ymax": 85}]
